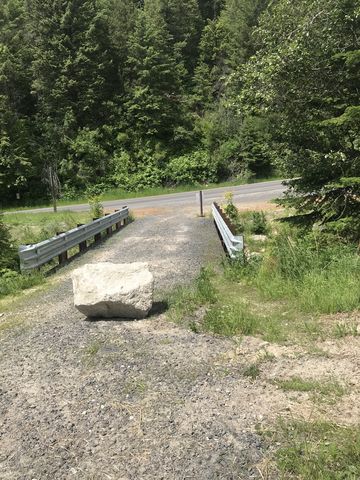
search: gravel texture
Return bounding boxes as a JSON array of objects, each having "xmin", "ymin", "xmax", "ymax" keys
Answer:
[
  {"xmin": 2, "ymin": 212, "xmax": 357, "ymax": 479},
  {"xmin": 0, "ymin": 213, "xmax": 266, "ymax": 479}
]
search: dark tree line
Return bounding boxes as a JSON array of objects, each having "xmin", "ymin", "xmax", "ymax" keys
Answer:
[{"xmin": 0, "ymin": 0, "xmax": 359, "ymax": 236}]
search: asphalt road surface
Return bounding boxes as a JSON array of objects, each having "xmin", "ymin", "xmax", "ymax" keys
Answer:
[{"xmin": 9, "ymin": 179, "xmax": 285, "ymax": 214}]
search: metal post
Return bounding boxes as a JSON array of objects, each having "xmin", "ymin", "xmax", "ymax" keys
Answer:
[{"xmin": 199, "ymin": 190, "xmax": 204, "ymax": 217}]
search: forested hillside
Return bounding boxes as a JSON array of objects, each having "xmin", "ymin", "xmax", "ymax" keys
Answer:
[{"xmin": 0, "ymin": 0, "xmax": 359, "ymax": 235}]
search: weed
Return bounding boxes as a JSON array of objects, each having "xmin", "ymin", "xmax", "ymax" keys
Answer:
[
  {"xmin": 0, "ymin": 269, "xmax": 45, "ymax": 298},
  {"xmin": 273, "ymin": 419, "xmax": 360, "ymax": 479},
  {"xmin": 243, "ymin": 363, "xmax": 261, "ymax": 379},
  {"xmin": 276, "ymin": 376, "xmax": 346, "ymax": 403},
  {"xmin": 123, "ymin": 379, "xmax": 147, "ymax": 396},
  {"xmin": 333, "ymin": 322, "xmax": 358, "ymax": 338},
  {"xmin": 251, "ymin": 211, "xmax": 268, "ymax": 234},
  {"xmin": 88, "ymin": 196, "xmax": 104, "ymax": 219},
  {"xmin": 203, "ymin": 303, "xmax": 260, "ymax": 336},
  {"xmin": 84, "ymin": 342, "xmax": 102, "ymax": 357}
]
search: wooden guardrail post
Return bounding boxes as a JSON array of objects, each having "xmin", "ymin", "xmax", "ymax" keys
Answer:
[
  {"xmin": 77, "ymin": 224, "xmax": 87, "ymax": 252},
  {"xmin": 104, "ymin": 213, "xmax": 113, "ymax": 236},
  {"xmin": 56, "ymin": 231, "xmax": 68, "ymax": 265}
]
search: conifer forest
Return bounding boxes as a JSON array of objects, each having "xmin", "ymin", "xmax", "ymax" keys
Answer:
[{"xmin": 0, "ymin": 0, "xmax": 359, "ymax": 236}]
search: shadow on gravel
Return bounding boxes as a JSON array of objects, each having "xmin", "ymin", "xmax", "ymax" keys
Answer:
[
  {"xmin": 148, "ymin": 300, "xmax": 169, "ymax": 316},
  {"xmin": 83, "ymin": 301, "xmax": 169, "ymax": 323}
]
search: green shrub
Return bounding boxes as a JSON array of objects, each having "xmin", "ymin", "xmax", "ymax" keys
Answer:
[
  {"xmin": 88, "ymin": 196, "xmax": 104, "ymax": 219},
  {"xmin": 0, "ymin": 268, "xmax": 44, "ymax": 297},
  {"xmin": 166, "ymin": 150, "xmax": 217, "ymax": 185},
  {"xmin": 250, "ymin": 211, "xmax": 268, "ymax": 234},
  {"xmin": 0, "ymin": 215, "xmax": 17, "ymax": 269},
  {"xmin": 223, "ymin": 192, "xmax": 242, "ymax": 229}
]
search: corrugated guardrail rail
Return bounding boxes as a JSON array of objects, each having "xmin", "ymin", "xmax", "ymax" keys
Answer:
[
  {"xmin": 212, "ymin": 203, "xmax": 244, "ymax": 258},
  {"xmin": 19, "ymin": 207, "xmax": 129, "ymax": 271}
]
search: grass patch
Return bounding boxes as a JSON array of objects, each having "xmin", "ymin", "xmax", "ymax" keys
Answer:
[
  {"xmin": 333, "ymin": 322, "xmax": 359, "ymax": 338},
  {"xmin": 271, "ymin": 420, "xmax": 360, "ymax": 479},
  {"xmin": 243, "ymin": 363, "xmax": 261, "ymax": 379},
  {"xmin": 167, "ymin": 265, "xmax": 327, "ymax": 343},
  {"xmin": 0, "ymin": 317, "xmax": 22, "ymax": 333},
  {"xmin": 276, "ymin": 376, "xmax": 346, "ymax": 402},
  {"xmin": 167, "ymin": 266, "xmax": 217, "ymax": 325},
  {"xmin": 203, "ymin": 302, "xmax": 260, "ymax": 336},
  {"xmin": 4, "ymin": 211, "xmax": 92, "ymax": 245},
  {"xmin": 169, "ymin": 213, "xmax": 359, "ymax": 344},
  {"xmin": 0, "ymin": 269, "xmax": 45, "ymax": 298}
]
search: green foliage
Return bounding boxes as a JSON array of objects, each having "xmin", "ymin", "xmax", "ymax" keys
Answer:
[
  {"xmin": 86, "ymin": 186, "xmax": 104, "ymax": 219},
  {"xmin": 0, "ymin": 214, "xmax": 16, "ymax": 269},
  {"xmin": 239, "ymin": 0, "xmax": 360, "ymax": 238},
  {"xmin": 274, "ymin": 420, "xmax": 360, "ymax": 479},
  {"xmin": 236, "ymin": 225, "xmax": 360, "ymax": 314},
  {"xmin": 0, "ymin": 268, "xmax": 44, "ymax": 298},
  {"xmin": 1, "ymin": 0, "xmax": 359, "ymax": 243},
  {"xmin": 250, "ymin": 211, "xmax": 268, "ymax": 234},
  {"xmin": 223, "ymin": 192, "xmax": 239, "ymax": 226},
  {"xmin": 165, "ymin": 151, "xmax": 217, "ymax": 185}
]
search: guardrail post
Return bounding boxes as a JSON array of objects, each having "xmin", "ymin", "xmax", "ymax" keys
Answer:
[
  {"xmin": 58, "ymin": 250, "xmax": 68, "ymax": 265},
  {"xmin": 104, "ymin": 214, "xmax": 113, "ymax": 236},
  {"xmin": 114, "ymin": 210, "xmax": 121, "ymax": 231},
  {"xmin": 77, "ymin": 224, "xmax": 87, "ymax": 252}
]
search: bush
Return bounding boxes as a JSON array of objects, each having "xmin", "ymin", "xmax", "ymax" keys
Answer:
[
  {"xmin": 88, "ymin": 196, "xmax": 104, "ymax": 219},
  {"xmin": 223, "ymin": 192, "xmax": 241, "ymax": 228},
  {"xmin": 0, "ymin": 268, "xmax": 44, "ymax": 297},
  {"xmin": 0, "ymin": 215, "xmax": 16, "ymax": 269},
  {"xmin": 165, "ymin": 150, "xmax": 217, "ymax": 185},
  {"xmin": 250, "ymin": 211, "xmax": 268, "ymax": 234}
]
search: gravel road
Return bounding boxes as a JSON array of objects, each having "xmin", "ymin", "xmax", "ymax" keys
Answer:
[{"xmin": 0, "ymin": 213, "xmax": 268, "ymax": 480}]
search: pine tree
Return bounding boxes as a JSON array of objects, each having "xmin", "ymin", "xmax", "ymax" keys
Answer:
[
  {"xmin": 125, "ymin": 0, "xmax": 189, "ymax": 161},
  {"xmin": 0, "ymin": 0, "xmax": 34, "ymax": 204},
  {"xmin": 159, "ymin": 0, "xmax": 202, "ymax": 76},
  {"xmin": 27, "ymin": 0, "xmax": 117, "ymax": 194}
]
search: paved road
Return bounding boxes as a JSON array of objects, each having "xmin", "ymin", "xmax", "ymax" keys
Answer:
[{"xmin": 9, "ymin": 179, "xmax": 285, "ymax": 214}]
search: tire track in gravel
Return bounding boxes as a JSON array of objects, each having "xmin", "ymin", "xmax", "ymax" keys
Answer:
[{"xmin": 0, "ymin": 213, "xmax": 270, "ymax": 480}]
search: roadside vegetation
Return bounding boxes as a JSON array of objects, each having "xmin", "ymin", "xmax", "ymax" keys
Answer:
[
  {"xmin": 167, "ymin": 196, "xmax": 360, "ymax": 478},
  {"xmin": 0, "ymin": 211, "xmax": 93, "ymax": 298}
]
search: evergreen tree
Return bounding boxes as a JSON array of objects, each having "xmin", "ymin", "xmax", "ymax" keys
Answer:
[
  {"xmin": 159, "ymin": 0, "xmax": 202, "ymax": 76},
  {"xmin": 125, "ymin": 0, "xmax": 190, "ymax": 169},
  {"xmin": 240, "ymin": 0, "xmax": 360, "ymax": 237},
  {"xmin": 27, "ymin": 0, "xmax": 117, "ymax": 192},
  {"xmin": 0, "ymin": 0, "xmax": 35, "ymax": 204}
]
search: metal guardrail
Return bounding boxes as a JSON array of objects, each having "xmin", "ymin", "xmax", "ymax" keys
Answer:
[
  {"xmin": 19, "ymin": 207, "xmax": 129, "ymax": 271},
  {"xmin": 212, "ymin": 203, "xmax": 244, "ymax": 258}
]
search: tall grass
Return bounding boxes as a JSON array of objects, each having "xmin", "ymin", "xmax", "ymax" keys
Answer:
[
  {"xmin": 0, "ymin": 269, "xmax": 44, "ymax": 298},
  {"xmin": 233, "ymin": 227, "xmax": 360, "ymax": 314},
  {"xmin": 273, "ymin": 420, "xmax": 360, "ymax": 479}
]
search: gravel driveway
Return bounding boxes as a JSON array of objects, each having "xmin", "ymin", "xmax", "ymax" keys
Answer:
[{"xmin": 0, "ymin": 213, "xmax": 267, "ymax": 480}]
